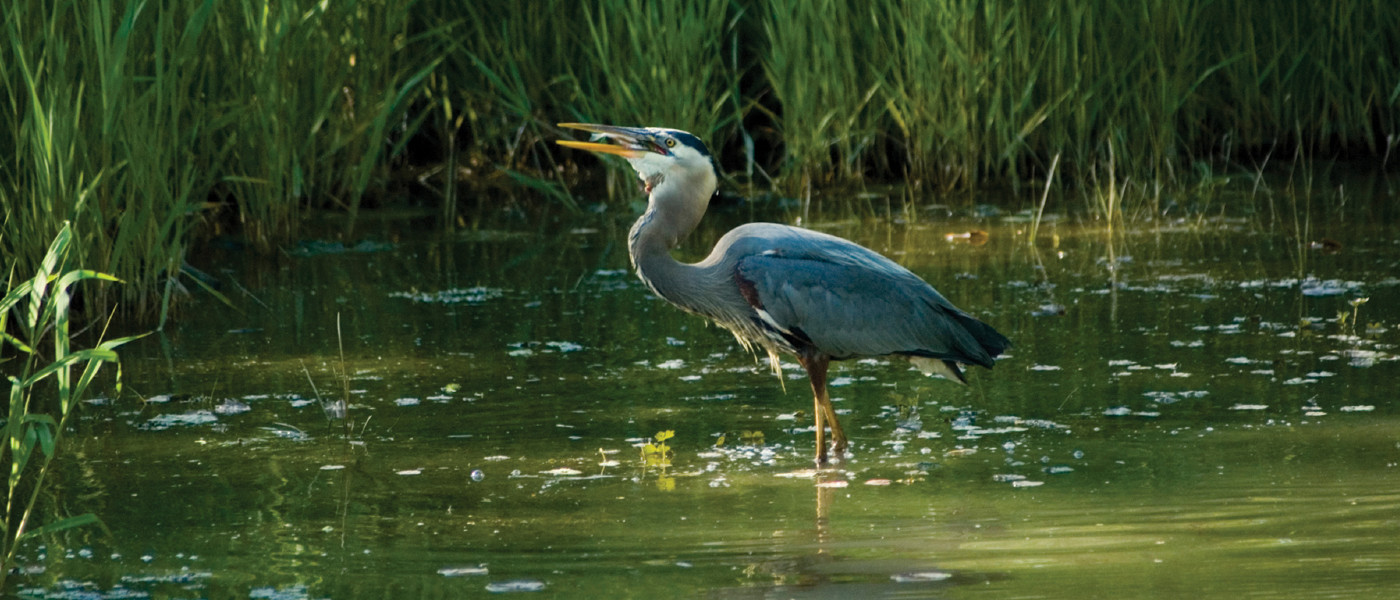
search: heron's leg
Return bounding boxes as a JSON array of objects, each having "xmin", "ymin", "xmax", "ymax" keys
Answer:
[
  {"xmin": 800, "ymin": 354, "xmax": 835, "ymax": 465},
  {"xmin": 813, "ymin": 385, "xmax": 827, "ymax": 464},
  {"xmin": 824, "ymin": 398, "xmax": 847, "ymax": 455}
]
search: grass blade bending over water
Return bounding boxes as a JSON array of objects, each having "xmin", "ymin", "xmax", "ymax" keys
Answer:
[{"xmin": 1, "ymin": 224, "xmax": 141, "ymax": 590}]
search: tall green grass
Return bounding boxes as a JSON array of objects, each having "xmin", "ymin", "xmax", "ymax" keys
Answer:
[
  {"xmin": 572, "ymin": 0, "xmax": 734, "ymax": 139},
  {"xmin": 759, "ymin": 0, "xmax": 1398, "ymax": 200},
  {"xmin": 2, "ymin": 0, "xmax": 1397, "ymax": 321},
  {"xmin": 2, "ymin": 0, "xmax": 434, "ymax": 322},
  {"xmin": 421, "ymin": 0, "xmax": 735, "ymax": 209}
]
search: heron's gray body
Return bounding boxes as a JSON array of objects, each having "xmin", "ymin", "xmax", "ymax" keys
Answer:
[
  {"xmin": 634, "ymin": 221, "xmax": 1005, "ymax": 378},
  {"xmin": 558, "ymin": 123, "xmax": 1008, "ymax": 463}
]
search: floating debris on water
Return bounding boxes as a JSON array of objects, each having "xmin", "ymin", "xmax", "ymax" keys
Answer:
[
  {"xmin": 214, "ymin": 399, "xmax": 251, "ymax": 415},
  {"xmin": 263, "ymin": 424, "xmax": 309, "ymax": 441},
  {"xmin": 1308, "ymin": 238, "xmax": 1344, "ymax": 253},
  {"xmin": 1339, "ymin": 405, "xmax": 1376, "ymax": 412},
  {"xmin": 656, "ymin": 359, "xmax": 686, "ymax": 369},
  {"xmin": 1011, "ymin": 480, "xmax": 1045, "ymax": 488},
  {"xmin": 1143, "ymin": 390, "xmax": 1209, "ymax": 404},
  {"xmin": 1169, "ymin": 339, "xmax": 1205, "ymax": 348},
  {"xmin": 945, "ymin": 229, "xmax": 989, "ymax": 245},
  {"xmin": 545, "ymin": 341, "xmax": 583, "ymax": 352},
  {"xmin": 396, "ymin": 469, "xmax": 422, "ymax": 476},
  {"xmin": 1102, "ymin": 406, "xmax": 1160, "ymax": 417},
  {"xmin": 438, "ymin": 566, "xmax": 489, "ymax": 577},
  {"xmin": 394, "ymin": 397, "xmax": 421, "ymax": 406},
  {"xmin": 541, "ymin": 468, "xmax": 582, "ymax": 476},
  {"xmin": 891, "ymin": 571, "xmax": 953, "ymax": 583},
  {"xmin": 1299, "ymin": 278, "xmax": 1363, "ymax": 297},
  {"xmin": 485, "ymin": 579, "xmax": 546, "ymax": 593},
  {"xmin": 1019, "ymin": 419, "xmax": 1069, "ymax": 430},
  {"xmin": 142, "ymin": 410, "xmax": 218, "ymax": 430},
  {"xmin": 389, "ymin": 286, "xmax": 503, "ymax": 304},
  {"xmin": 1230, "ymin": 404, "xmax": 1269, "ymax": 410}
]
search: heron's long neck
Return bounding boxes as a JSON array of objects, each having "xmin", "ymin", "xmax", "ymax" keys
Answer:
[{"xmin": 627, "ymin": 186, "xmax": 713, "ymax": 314}]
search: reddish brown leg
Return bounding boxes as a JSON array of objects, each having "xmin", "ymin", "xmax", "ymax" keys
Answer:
[
  {"xmin": 800, "ymin": 354, "xmax": 845, "ymax": 464},
  {"xmin": 824, "ymin": 395, "xmax": 847, "ymax": 455}
]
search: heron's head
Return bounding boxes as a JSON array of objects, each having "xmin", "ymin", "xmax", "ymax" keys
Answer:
[{"xmin": 557, "ymin": 123, "xmax": 718, "ymax": 199}]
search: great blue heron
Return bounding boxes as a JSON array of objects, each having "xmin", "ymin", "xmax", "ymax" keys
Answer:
[{"xmin": 557, "ymin": 123, "xmax": 1010, "ymax": 464}]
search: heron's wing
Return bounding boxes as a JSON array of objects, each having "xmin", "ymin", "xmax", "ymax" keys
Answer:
[{"xmin": 734, "ymin": 238, "xmax": 1008, "ymax": 367}]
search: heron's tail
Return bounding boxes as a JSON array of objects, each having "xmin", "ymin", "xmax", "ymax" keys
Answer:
[{"xmin": 951, "ymin": 312, "xmax": 1011, "ymax": 366}]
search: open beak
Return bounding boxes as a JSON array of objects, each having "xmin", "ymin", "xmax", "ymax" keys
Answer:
[{"xmin": 556, "ymin": 123, "xmax": 665, "ymax": 158}]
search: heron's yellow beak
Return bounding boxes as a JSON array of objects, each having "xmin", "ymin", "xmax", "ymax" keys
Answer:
[{"xmin": 556, "ymin": 123, "xmax": 659, "ymax": 158}]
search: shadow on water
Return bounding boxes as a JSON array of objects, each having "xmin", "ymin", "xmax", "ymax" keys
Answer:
[{"xmin": 12, "ymin": 182, "xmax": 1400, "ymax": 598}]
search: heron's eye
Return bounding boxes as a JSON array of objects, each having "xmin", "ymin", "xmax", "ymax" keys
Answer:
[{"xmin": 664, "ymin": 138, "xmax": 676, "ymax": 148}]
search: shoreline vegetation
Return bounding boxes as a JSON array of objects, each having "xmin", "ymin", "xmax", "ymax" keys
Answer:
[{"xmin": 2, "ymin": 0, "xmax": 1398, "ymax": 321}]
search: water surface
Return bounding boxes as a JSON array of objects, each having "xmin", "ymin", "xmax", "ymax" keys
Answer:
[{"xmin": 16, "ymin": 192, "xmax": 1400, "ymax": 598}]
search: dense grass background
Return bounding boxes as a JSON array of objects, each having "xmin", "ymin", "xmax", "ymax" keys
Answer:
[{"xmin": 2, "ymin": 0, "xmax": 1398, "ymax": 319}]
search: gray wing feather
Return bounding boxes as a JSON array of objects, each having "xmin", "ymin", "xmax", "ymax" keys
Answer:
[{"xmin": 733, "ymin": 229, "xmax": 1006, "ymax": 366}]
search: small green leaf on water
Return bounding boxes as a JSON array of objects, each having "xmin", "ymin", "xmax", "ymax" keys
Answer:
[
  {"xmin": 18, "ymin": 513, "xmax": 102, "ymax": 540},
  {"xmin": 654, "ymin": 430, "xmax": 674, "ymax": 442}
]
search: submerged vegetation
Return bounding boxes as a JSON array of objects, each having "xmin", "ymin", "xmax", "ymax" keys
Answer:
[{"xmin": 2, "ymin": 0, "xmax": 1398, "ymax": 317}]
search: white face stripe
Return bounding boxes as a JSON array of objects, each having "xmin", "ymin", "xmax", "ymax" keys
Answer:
[{"xmin": 625, "ymin": 132, "xmax": 717, "ymax": 193}]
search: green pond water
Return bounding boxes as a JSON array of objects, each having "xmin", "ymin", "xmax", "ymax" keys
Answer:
[{"xmin": 11, "ymin": 192, "xmax": 1400, "ymax": 599}]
